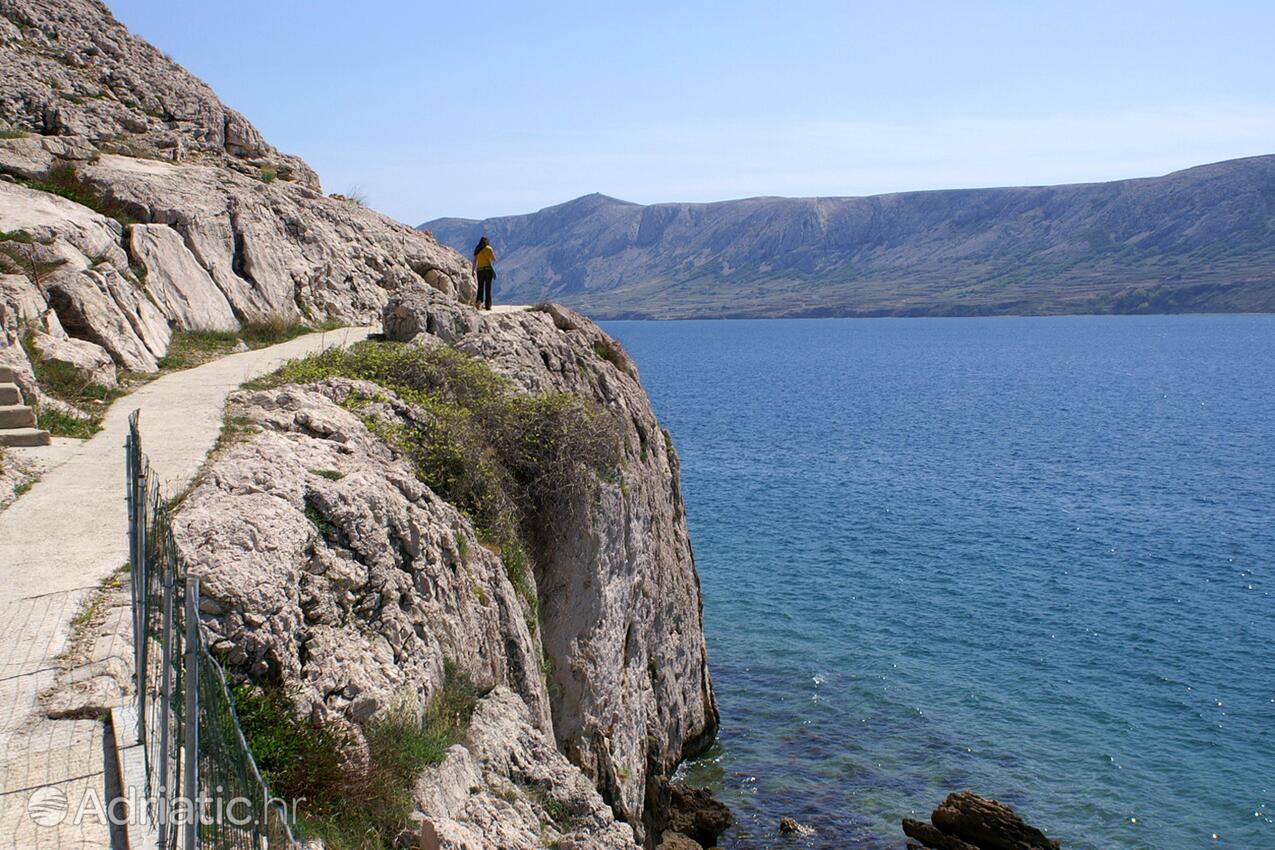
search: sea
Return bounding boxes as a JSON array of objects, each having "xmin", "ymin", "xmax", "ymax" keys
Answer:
[{"xmin": 600, "ymin": 314, "xmax": 1275, "ymax": 850}]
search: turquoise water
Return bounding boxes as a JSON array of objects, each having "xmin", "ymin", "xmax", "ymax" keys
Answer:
[{"xmin": 601, "ymin": 315, "xmax": 1275, "ymax": 850}]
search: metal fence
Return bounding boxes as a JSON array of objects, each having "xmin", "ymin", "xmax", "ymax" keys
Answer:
[{"xmin": 126, "ymin": 410, "xmax": 299, "ymax": 850}]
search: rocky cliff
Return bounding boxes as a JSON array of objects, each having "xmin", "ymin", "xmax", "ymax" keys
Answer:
[
  {"xmin": 174, "ymin": 291, "xmax": 719, "ymax": 847},
  {"xmin": 422, "ymin": 157, "xmax": 1275, "ymax": 319},
  {"xmin": 0, "ymin": 0, "xmax": 472, "ymax": 401}
]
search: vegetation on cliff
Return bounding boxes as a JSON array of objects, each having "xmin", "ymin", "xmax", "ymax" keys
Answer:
[
  {"xmin": 235, "ymin": 664, "xmax": 482, "ymax": 849},
  {"xmin": 246, "ymin": 340, "xmax": 624, "ymax": 600}
]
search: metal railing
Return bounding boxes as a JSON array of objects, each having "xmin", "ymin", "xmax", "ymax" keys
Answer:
[{"xmin": 126, "ymin": 410, "xmax": 300, "ymax": 850}]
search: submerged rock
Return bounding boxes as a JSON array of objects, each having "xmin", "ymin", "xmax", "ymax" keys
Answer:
[{"xmin": 903, "ymin": 792, "xmax": 1061, "ymax": 850}]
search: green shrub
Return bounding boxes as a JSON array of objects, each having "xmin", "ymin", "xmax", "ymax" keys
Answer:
[
  {"xmin": 0, "ymin": 127, "xmax": 29, "ymax": 139},
  {"xmin": 234, "ymin": 664, "xmax": 482, "ymax": 850},
  {"xmin": 592, "ymin": 339, "xmax": 628, "ymax": 372},
  {"xmin": 157, "ymin": 329, "xmax": 241, "ymax": 370},
  {"xmin": 260, "ymin": 166, "xmax": 277, "ymax": 184}
]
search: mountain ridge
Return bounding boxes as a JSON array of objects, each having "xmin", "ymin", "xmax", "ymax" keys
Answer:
[{"xmin": 422, "ymin": 156, "xmax": 1275, "ymax": 319}]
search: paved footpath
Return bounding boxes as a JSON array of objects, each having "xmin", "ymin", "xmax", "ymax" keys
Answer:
[{"xmin": 0, "ymin": 326, "xmax": 372, "ymax": 849}]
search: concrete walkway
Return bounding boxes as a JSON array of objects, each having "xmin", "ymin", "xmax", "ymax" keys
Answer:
[{"xmin": 0, "ymin": 325, "xmax": 372, "ymax": 849}]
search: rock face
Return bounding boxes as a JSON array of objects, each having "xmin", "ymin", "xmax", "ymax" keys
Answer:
[
  {"xmin": 174, "ymin": 381, "xmax": 552, "ymax": 735},
  {"xmin": 903, "ymin": 792, "xmax": 1062, "ymax": 850},
  {"xmin": 383, "ymin": 288, "xmax": 719, "ymax": 835},
  {"xmin": 0, "ymin": 0, "xmax": 315, "ymax": 184},
  {"xmin": 0, "ymin": 0, "xmax": 473, "ymax": 397},
  {"xmin": 423, "ymin": 157, "xmax": 1275, "ymax": 319},
  {"xmin": 413, "ymin": 686, "xmax": 639, "ymax": 850}
]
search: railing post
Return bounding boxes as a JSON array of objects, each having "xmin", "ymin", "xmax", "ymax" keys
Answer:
[
  {"xmin": 183, "ymin": 576, "xmax": 200, "ymax": 850},
  {"xmin": 157, "ymin": 571, "xmax": 174, "ymax": 848}
]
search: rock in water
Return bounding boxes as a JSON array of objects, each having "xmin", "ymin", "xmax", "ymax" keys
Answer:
[
  {"xmin": 903, "ymin": 792, "xmax": 1062, "ymax": 850},
  {"xmin": 779, "ymin": 816, "xmax": 801, "ymax": 833}
]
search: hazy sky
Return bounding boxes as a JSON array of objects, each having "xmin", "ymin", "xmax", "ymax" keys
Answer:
[{"xmin": 106, "ymin": 1, "xmax": 1275, "ymax": 224}]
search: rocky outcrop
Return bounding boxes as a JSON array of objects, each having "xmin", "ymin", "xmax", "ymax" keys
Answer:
[
  {"xmin": 0, "ymin": 0, "xmax": 315, "ymax": 185},
  {"xmin": 171, "ymin": 287, "xmax": 719, "ymax": 846},
  {"xmin": 174, "ymin": 382, "xmax": 552, "ymax": 735},
  {"xmin": 645, "ymin": 779, "xmax": 733, "ymax": 848},
  {"xmin": 0, "ymin": 0, "xmax": 474, "ymax": 398},
  {"xmin": 903, "ymin": 792, "xmax": 1062, "ymax": 850},
  {"xmin": 414, "ymin": 686, "xmax": 639, "ymax": 850},
  {"xmin": 383, "ymin": 288, "xmax": 719, "ymax": 836}
]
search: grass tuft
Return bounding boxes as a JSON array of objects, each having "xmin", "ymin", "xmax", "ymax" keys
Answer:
[
  {"xmin": 19, "ymin": 330, "xmax": 124, "ymax": 437},
  {"xmin": 159, "ymin": 319, "xmax": 343, "ymax": 371},
  {"xmin": 21, "ymin": 163, "xmax": 138, "ymax": 227},
  {"xmin": 235, "ymin": 663, "xmax": 482, "ymax": 849}
]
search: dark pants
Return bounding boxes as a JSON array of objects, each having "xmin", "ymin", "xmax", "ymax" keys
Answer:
[{"xmin": 476, "ymin": 267, "xmax": 494, "ymax": 310}]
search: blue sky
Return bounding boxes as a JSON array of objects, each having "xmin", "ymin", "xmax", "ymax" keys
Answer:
[{"xmin": 106, "ymin": 1, "xmax": 1275, "ymax": 223}]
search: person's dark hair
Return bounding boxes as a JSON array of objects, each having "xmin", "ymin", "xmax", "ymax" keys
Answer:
[{"xmin": 473, "ymin": 236, "xmax": 490, "ymax": 258}]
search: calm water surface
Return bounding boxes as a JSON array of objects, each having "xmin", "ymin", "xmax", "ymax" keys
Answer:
[{"xmin": 601, "ymin": 315, "xmax": 1275, "ymax": 850}]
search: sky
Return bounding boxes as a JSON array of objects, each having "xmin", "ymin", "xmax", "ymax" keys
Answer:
[{"xmin": 105, "ymin": 0, "xmax": 1275, "ymax": 224}]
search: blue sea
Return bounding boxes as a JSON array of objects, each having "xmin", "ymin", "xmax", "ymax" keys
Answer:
[{"xmin": 601, "ymin": 315, "xmax": 1275, "ymax": 850}]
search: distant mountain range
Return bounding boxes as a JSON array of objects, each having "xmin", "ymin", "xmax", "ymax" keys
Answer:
[{"xmin": 421, "ymin": 156, "xmax": 1275, "ymax": 319}]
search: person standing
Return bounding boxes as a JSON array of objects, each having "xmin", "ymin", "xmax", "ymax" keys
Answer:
[{"xmin": 473, "ymin": 236, "xmax": 496, "ymax": 311}]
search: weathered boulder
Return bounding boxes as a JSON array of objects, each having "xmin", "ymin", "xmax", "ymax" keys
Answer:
[
  {"xmin": 174, "ymin": 382, "xmax": 552, "ymax": 735},
  {"xmin": 28, "ymin": 331, "xmax": 115, "ymax": 385},
  {"xmin": 383, "ymin": 287, "xmax": 720, "ymax": 835},
  {"xmin": 128, "ymin": 223, "xmax": 237, "ymax": 331},
  {"xmin": 43, "ymin": 263, "xmax": 165, "ymax": 370},
  {"xmin": 655, "ymin": 832, "xmax": 701, "ymax": 850},
  {"xmin": 646, "ymin": 778, "xmax": 733, "ymax": 848},
  {"xmin": 904, "ymin": 792, "xmax": 1061, "ymax": 850},
  {"xmin": 413, "ymin": 686, "xmax": 639, "ymax": 850}
]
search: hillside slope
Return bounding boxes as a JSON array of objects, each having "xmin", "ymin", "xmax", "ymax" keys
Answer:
[{"xmin": 423, "ymin": 157, "xmax": 1275, "ymax": 319}]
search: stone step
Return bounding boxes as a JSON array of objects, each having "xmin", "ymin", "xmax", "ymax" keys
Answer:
[
  {"xmin": 0, "ymin": 384, "xmax": 20, "ymax": 406},
  {"xmin": 0, "ymin": 366, "xmax": 15, "ymax": 384},
  {"xmin": 0, "ymin": 404, "xmax": 36, "ymax": 429},
  {"xmin": 0, "ymin": 427, "xmax": 50, "ymax": 447}
]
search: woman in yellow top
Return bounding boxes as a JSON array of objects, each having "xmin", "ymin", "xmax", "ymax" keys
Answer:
[{"xmin": 472, "ymin": 236, "xmax": 496, "ymax": 311}]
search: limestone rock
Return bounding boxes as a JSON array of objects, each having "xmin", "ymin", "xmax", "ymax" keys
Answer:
[
  {"xmin": 656, "ymin": 832, "xmax": 702, "ymax": 850},
  {"xmin": 904, "ymin": 792, "xmax": 1062, "ymax": 850},
  {"xmin": 173, "ymin": 383, "xmax": 552, "ymax": 736},
  {"xmin": 28, "ymin": 331, "xmax": 116, "ymax": 385},
  {"xmin": 0, "ymin": 0, "xmax": 316, "ymax": 186},
  {"xmin": 647, "ymin": 778, "xmax": 733, "ymax": 848},
  {"xmin": 412, "ymin": 686, "xmax": 638, "ymax": 850},
  {"xmin": 384, "ymin": 287, "xmax": 719, "ymax": 831},
  {"xmin": 128, "ymin": 223, "xmax": 237, "ymax": 331},
  {"xmin": 43, "ymin": 264, "xmax": 162, "ymax": 370},
  {"xmin": 0, "ymin": 0, "xmax": 476, "ymax": 389}
]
